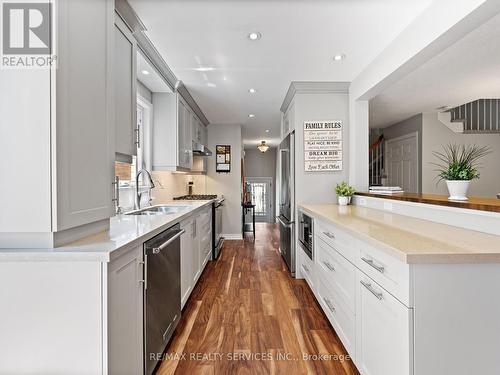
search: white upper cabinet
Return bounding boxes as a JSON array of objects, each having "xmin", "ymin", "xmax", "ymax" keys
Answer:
[
  {"xmin": 152, "ymin": 93, "xmax": 193, "ymax": 171},
  {"xmin": 53, "ymin": 0, "xmax": 115, "ymax": 233},
  {"xmin": 114, "ymin": 15, "xmax": 137, "ymax": 163}
]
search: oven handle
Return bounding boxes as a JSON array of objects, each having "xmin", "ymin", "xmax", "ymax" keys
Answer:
[
  {"xmin": 277, "ymin": 216, "xmax": 293, "ymax": 228},
  {"xmin": 151, "ymin": 229, "xmax": 185, "ymax": 254}
]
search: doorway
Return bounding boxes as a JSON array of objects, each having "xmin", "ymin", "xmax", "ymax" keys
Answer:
[
  {"xmin": 385, "ymin": 132, "xmax": 419, "ymax": 192},
  {"xmin": 246, "ymin": 177, "xmax": 273, "ymax": 223}
]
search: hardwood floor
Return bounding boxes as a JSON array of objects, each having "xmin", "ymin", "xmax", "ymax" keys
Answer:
[{"xmin": 156, "ymin": 223, "xmax": 359, "ymax": 375}]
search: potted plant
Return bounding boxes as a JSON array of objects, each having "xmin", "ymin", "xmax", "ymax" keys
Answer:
[
  {"xmin": 335, "ymin": 182, "xmax": 355, "ymax": 206},
  {"xmin": 432, "ymin": 143, "xmax": 491, "ymax": 201}
]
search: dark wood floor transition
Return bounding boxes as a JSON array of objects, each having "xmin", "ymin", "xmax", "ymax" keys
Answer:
[{"xmin": 157, "ymin": 223, "xmax": 359, "ymax": 375}]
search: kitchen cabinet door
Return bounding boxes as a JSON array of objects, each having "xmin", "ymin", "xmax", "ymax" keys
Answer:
[
  {"xmin": 54, "ymin": 0, "xmax": 115, "ymax": 231},
  {"xmin": 355, "ymin": 270, "xmax": 412, "ymax": 375},
  {"xmin": 180, "ymin": 219, "xmax": 194, "ymax": 308},
  {"xmin": 108, "ymin": 245, "xmax": 144, "ymax": 375},
  {"xmin": 177, "ymin": 98, "xmax": 192, "ymax": 169},
  {"xmin": 114, "ymin": 16, "xmax": 137, "ymax": 162}
]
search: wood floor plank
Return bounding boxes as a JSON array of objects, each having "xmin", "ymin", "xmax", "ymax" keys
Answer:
[{"xmin": 156, "ymin": 223, "xmax": 359, "ymax": 375}]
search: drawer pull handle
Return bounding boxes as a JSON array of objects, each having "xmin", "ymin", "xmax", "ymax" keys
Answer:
[
  {"xmin": 360, "ymin": 280, "xmax": 383, "ymax": 300},
  {"xmin": 361, "ymin": 257, "xmax": 385, "ymax": 273},
  {"xmin": 323, "ymin": 231, "xmax": 335, "ymax": 239},
  {"xmin": 323, "ymin": 261, "xmax": 335, "ymax": 272},
  {"xmin": 302, "ymin": 264, "xmax": 309, "ymax": 273},
  {"xmin": 323, "ymin": 297, "xmax": 336, "ymax": 312}
]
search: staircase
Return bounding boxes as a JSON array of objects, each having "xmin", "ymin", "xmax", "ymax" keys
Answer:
[
  {"xmin": 369, "ymin": 134, "xmax": 385, "ymax": 186},
  {"xmin": 439, "ymin": 99, "xmax": 500, "ymax": 133}
]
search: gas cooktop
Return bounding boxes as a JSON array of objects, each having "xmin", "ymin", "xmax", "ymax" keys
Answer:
[{"xmin": 173, "ymin": 194, "xmax": 218, "ymax": 200}]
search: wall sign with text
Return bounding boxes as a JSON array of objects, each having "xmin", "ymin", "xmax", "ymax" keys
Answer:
[{"xmin": 303, "ymin": 120, "xmax": 342, "ymax": 172}]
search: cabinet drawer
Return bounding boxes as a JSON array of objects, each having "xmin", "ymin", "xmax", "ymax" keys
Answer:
[
  {"xmin": 317, "ymin": 277, "xmax": 355, "ymax": 357},
  {"xmin": 356, "ymin": 240, "xmax": 410, "ymax": 306},
  {"xmin": 315, "ymin": 220, "xmax": 358, "ymax": 264},
  {"xmin": 297, "ymin": 245, "xmax": 316, "ymax": 291},
  {"xmin": 356, "ymin": 270, "xmax": 412, "ymax": 375},
  {"xmin": 316, "ymin": 236, "xmax": 356, "ymax": 313}
]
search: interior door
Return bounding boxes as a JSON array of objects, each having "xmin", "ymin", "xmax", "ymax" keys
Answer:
[
  {"xmin": 246, "ymin": 178, "xmax": 273, "ymax": 223},
  {"xmin": 385, "ymin": 133, "xmax": 419, "ymax": 192}
]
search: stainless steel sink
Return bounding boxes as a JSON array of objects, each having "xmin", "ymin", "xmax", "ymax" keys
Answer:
[{"xmin": 126, "ymin": 205, "xmax": 191, "ymax": 216}]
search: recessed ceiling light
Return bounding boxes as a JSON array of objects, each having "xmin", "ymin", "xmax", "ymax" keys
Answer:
[
  {"xmin": 194, "ymin": 67, "xmax": 215, "ymax": 72},
  {"xmin": 333, "ymin": 54, "xmax": 346, "ymax": 61},
  {"xmin": 248, "ymin": 114, "xmax": 255, "ymax": 118},
  {"xmin": 248, "ymin": 88, "xmax": 257, "ymax": 94},
  {"xmin": 141, "ymin": 70, "xmax": 150, "ymax": 75},
  {"xmin": 265, "ymin": 129, "xmax": 270, "ymax": 133},
  {"xmin": 248, "ymin": 32, "xmax": 261, "ymax": 41}
]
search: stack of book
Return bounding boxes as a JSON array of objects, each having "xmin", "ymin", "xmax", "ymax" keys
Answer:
[{"xmin": 369, "ymin": 186, "xmax": 404, "ymax": 194}]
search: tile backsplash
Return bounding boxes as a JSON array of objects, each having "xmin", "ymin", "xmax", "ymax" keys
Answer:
[{"xmin": 117, "ymin": 171, "xmax": 208, "ymax": 211}]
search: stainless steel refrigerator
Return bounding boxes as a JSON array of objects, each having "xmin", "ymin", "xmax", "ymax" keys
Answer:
[{"xmin": 278, "ymin": 131, "xmax": 295, "ymax": 276}]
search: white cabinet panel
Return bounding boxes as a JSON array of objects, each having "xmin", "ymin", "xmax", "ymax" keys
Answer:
[
  {"xmin": 297, "ymin": 245, "xmax": 316, "ymax": 291},
  {"xmin": 180, "ymin": 218, "xmax": 196, "ymax": 308},
  {"xmin": 114, "ymin": 16, "xmax": 137, "ymax": 161},
  {"xmin": 317, "ymin": 277, "xmax": 356, "ymax": 357},
  {"xmin": 355, "ymin": 270, "xmax": 412, "ymax": 375},
  {"xmin": 356, "ymin": 239, "xmax": 410, "ymax": 306},
  {"xmin": 108, "ymin": 246, "xmax": 144, "ymax": 375},
  {"xmin": 153, "ymin": 93, "xmax": 193, "ymax": 171},
  {"xmin": 54, "ymin": 0, "xmax": 114, "ymax": 231},
  {"xmin": 316, "ymin": 236, "xmax": 356, "ymax": 312}
]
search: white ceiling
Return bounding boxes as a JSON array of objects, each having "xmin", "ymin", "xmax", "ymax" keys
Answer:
[
  {"xmin": 370, "ymin": 11, "xmax": 500, "ymax": 128},
  {"xmin": 129, "ymin": 0, "xmax": 432, "ymax": 145}
]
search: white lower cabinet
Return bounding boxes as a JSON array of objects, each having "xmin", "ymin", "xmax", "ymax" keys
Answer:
[
  {"xmin": 297, "ymin": 245, "xmax": 316, "ymax": 290},
  {"xmin": 180, "ymin": 205, "xmax": 212, "ymax": 309},
  {"xmin": 108, "ymin": 245, "xmax": 144, "ymax": 375},
  {"xmin": 304, "ymin": 214, "xmax": 413, "ymax": 375},
  {"xmin": 180, "ymin": 218, "xmax": 197, "ymax": 308},
  {"xmin": 317, "ymin": 277, "xmax": 356, "ymax": 356},
  {"xmin": 355, "ymin": 270, "xmax": 412, "ymax": 375}
]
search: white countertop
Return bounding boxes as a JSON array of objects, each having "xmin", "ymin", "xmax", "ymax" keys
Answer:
[
  {"xmin": 299, "ymin": 203, "xmax": 500, "ymax": 264},
  {"xmin": 0, "ymin": 200, "xmax": 214, "ymax": 262}
]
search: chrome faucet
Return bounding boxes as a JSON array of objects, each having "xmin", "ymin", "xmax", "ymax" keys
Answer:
[{"xmin": 135, "ymin": 169, "xmax": 156, "ymax": 210}]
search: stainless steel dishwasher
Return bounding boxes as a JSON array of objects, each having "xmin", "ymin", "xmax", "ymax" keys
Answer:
[{"xmin": 143, "ymin": 223, "xmax": 184, "ymax": 375}]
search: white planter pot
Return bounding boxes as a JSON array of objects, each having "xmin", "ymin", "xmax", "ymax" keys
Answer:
[
  {"xmin": 338, "ymin": 196, "xmax": 351, "ymax": 206},
  {"xmin": 446, "ymin": 180, "xmax": 470, "ymax": 201}
]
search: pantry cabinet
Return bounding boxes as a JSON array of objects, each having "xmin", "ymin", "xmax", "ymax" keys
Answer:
[
  {"xmin": 152, "ymin": 93, "xmax": 193, "ymax": 172},
  {"xmin": 114, "ymin": 15, "xmax": 137, "ymax": 163}
]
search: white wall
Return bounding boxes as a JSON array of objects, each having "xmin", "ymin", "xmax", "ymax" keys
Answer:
[
  {"xmin": 207, "ymin": 124, "xmax": 243, "ymax": 238},
  {"xmin": 421, "ymin": 112, "xmax": 500, "ymax": 198},
  {"xmin": 349, "ymin": 0, "xmax": 498, "ymax": 190},
  {"xmin": 294, "ymin": 91, "xmax": 350, "ymax": 205}
]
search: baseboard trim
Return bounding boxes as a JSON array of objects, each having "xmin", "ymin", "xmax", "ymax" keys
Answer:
[{"xmin": 222, "ymin": 233, "xmax": 243, "ymax": 240}]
